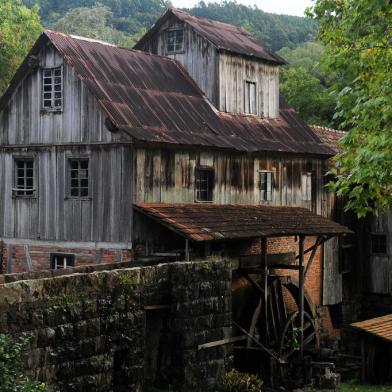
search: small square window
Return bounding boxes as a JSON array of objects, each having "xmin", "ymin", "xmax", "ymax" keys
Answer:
[
  {"xmin": 13, "ymin": 158, "xmax": 35, "ymax": 197},
  {"xmin": 301, "ymin": 172, "xmax": 312, "ymax": 201},
  {"xmin": 68, "ymin": 158, "xmax": 89, "ymax": 198},
  {"xmin": 195, "ymin": 167, "xmax": 214, "ymax": 202},
  {"xmin": 50, "ymin": 253, "xmax": 75, "ymax": 269},
  {"xmin": 260, "ymin": 171, "xmax": 272, "ymax": 201},
  {"xmin": 166, "ymin": 29, "xmax": 184, "ymax": 53},
  {"xmin": 245, "ymin": 81, "xmax": 257, "ymax": 114},
  {"xmin": 42, "ymin": 67, "xmax": 63, "ymax": 110},
  {"xmin": 371, "ymin": 234, "xmax": 387, "ymax": 255}
]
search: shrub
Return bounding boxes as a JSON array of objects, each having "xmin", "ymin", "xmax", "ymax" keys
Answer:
[
  {"xmin": 0, "ymin": 334, "xmax": 46, "ymax": 392},
  {"xmin": 218, "ymin": 369, "xmax": 264, "ymax": 392}
]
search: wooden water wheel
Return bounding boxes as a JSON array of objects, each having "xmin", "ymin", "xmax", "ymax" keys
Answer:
[{"xmin": 233, "ymin": 275, "xmax": 320, "ymax": 362}]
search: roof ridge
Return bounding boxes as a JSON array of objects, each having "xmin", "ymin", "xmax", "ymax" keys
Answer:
[{"xmin": 310, "ymin": 124, "xmax": 346, "ymax": 134}]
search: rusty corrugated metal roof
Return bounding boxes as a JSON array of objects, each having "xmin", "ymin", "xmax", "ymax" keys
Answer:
[
  {"xmin": 0, "ymin": 31, "xmax": 333, "ymax": 156},
  {"xmin": 135, "ymin": 8, "xmax": 286, "ymax": 65},
  {"xmin": 351, "ymin": 314, "xmax": 392, "ymax": 343},
  {"xmin": 134, "ymin": 203, "xmax": 352, "ymax": 241},
  {"xmin": 311, "ymin": 125, "xmax": 345, "ymax": 154}
]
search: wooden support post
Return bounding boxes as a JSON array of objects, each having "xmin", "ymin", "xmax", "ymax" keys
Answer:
[
  {"xmin": 361, "ymin": 336, "xmax": 366, "ymax": 383},
  {"xmin": 261, "ymin": 237, "xmax": 268, "ymax": 342},
  {"xmin": 299, "ymin": 235, "xmax": 305, "ymax": 361},
  {"xmin": 185, "ymin": 239, "xmax": 190, "ymax": 261},
  {"xmin": 304, "ymin": 236, "xmax": 321, "ymax": 278}
]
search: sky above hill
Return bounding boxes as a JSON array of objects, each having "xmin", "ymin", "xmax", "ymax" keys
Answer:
[{"xmin": 171, "ymin": 0, "xmax": 314, "ymax": 16}]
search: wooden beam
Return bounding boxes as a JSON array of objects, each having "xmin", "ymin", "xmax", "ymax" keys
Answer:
[
  {"xmin": 198, "ymin": 335, "xmax": 247, "ymax": 350},
  {"xmin": 185, "ymin": 239, "xmax": 190, "ymax": 261},
  {"xmin": 299, "ymin": 235, "xmax": 305, "ymax": 361},
  {"xmin": 239, "ymin": 271, "xmax": 264, "ymax": 293},
  {"xmin": 144, "ymin": 304, "xmax": 171, "ymax": 310},
  {"xmin": 295, "ymin": 235, "xmax": 333, "ymax": 260},
  {"xmin": 304, "ymin": 236, "xmax": 322, "ymax": 278},
  {"xmin": 268, "ymin": 264, "xmax": 300, "ymax": 270},
  {"xmin": 261, "ymin": 236, "xmax": 268, "ymax": 343}
]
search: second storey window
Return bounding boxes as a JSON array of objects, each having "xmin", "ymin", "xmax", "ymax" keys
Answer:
[
  {"xmin": 195, "ymin": 167, "xmax": 214, "ymax": 202},
  {"xmin": 245, "ymin": 81, "xmax": 257, "ymax": 114},
  {"xmin": 14, "ymin": 158, "xmax": 35, "ymax": 197},
  {"xmin": 42, "ymin": 67, "xmax": 63, "ymax": 110},
  {"xmin": 69, "ymin": 159, "xmax": 89, "ymax": 198},
  {"xmin": 301, "ymin": 172, "xmax": 312, "ymax": 201},
  {"xmin": 260, "ymin": 171, "xmax": 272, "ymax": 201},
  {"xmin": 166, "ymin": 29, "xmax": 184, "ymax": 53}
]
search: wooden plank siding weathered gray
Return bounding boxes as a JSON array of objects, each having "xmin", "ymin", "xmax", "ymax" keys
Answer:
[{"xmin": 0, "ymin": 43, "xmax": 133, "ymax": 244}]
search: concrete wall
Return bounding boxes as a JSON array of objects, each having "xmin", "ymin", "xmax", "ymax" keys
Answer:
[{"xmin": 0, "ymin": 260, "xmax": 232, "ymax": 392}]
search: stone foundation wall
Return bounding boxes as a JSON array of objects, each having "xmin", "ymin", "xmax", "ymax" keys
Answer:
[{"xmin": 0, "ymin": 259, "xmax": 232, "ymax": 392}]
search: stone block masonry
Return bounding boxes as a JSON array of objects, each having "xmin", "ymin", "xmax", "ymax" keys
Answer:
[{"xmin": 0, "ymin": 259, "xmax": 233, "ymax": 392}]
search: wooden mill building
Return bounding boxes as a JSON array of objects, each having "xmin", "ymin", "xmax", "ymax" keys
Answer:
[{"xmin": 0, "ymin": 8, "xmax": 353, "ymax": 345}]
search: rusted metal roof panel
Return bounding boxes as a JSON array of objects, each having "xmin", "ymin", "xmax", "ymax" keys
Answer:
[
  {"xmin": 351, "ymin": 314, "xmax": 392, "ymax": 343},
  {"xmin": 311, "ymin": 125, "xmax": 346, "ymax": 154},
  {"xmin": 135, "ymin": 8, "xmax": 286, "ymax": 65},
  {"xmin": 133, "ymin": 203, "xmax": 352, "ymax": 241},
  {"xmin": 42, "ymin": 31, "xmax": 332, "ymax": 155},
  {"xmin": 0, "ymin": 31, "xmax": 332, "ymax": 156}
]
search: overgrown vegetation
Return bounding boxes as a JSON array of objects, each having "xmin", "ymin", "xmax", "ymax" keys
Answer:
[
  {"xmin": 0, "ymin": 334, "xmax": 46, "ymax": 392},
  {"xmin": 218, "ymin": 370, "xmax": 264, "ymax": 392},
  {"xmin": 0, "ymin": 0, "xmax": 42, "ymax": 96},
  {"xmin": 309, "ymin": 0, "xmax": 392, "ymax": 217}
]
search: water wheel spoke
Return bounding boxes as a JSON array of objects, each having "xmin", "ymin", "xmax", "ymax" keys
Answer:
[{"xmin": 304, "ymin": 331, "xmax": 316, "ymax": 346}]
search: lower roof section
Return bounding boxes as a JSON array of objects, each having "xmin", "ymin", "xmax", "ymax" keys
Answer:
[
  {"xmin": 351, "ymin": 314, "xmax": 392, "ymax": 343},
  {"xmin": 133, "ymin": 203, "xmax": 352, "ymax": 242}
]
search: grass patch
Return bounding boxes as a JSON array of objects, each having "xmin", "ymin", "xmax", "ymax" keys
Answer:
[{"xmin": 340, "ymin": 381, "xmax": 392, "ymax": 392}]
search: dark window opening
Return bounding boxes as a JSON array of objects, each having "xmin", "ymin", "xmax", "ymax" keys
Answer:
[
  {"xmin": 371, "ymin": 234, "xmax": 387, "ymax": 255},
  {"xmin": 260, "ymin": 171, "xmax": 272, "ymax": 201},
  {"xmin": 195, "ymin": 167, "xmax": 214, "ymax": 202},
  {"xmin": 69, "ymin": 159, "xmax": 89, "ymax": 198},
  {"xmin": 166, "ymin": 29, "xmax": 184, "ymax": 53},
  {"xmin": 50, "ymin": 253, "xmax": 75, "ymax": 269},
  {"xmin": 14, "ymin": 159, "xmax": 35, "ymax": 197},
  {"xmin": 42, "ymin": 67, "xmax": 63, "ymax": 110},
  {"xmin": 244, "ymin": 81, "xmax": 257, "ymax": 114},
  {"xmin": 328, "ymin": 303, "xmax": 343, "ymax": 329}
]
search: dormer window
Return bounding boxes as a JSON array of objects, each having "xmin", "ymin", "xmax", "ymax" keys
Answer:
[
  {"xmin": 244, "ymin": 81, "xmax": 257, "ymax": 114},
  {"xmin": 42, "ymin": 67, "xmax": 63, "ymax": 110},
  {"xmin": 166, "ymin": 29, "xmax": 184, "ymax": 53}
]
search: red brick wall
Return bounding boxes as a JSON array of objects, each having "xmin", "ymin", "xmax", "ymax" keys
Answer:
[
  {"xmin": 248, "ymin": 236, "xmax": 337, "ymax": 336},
  {"xmin": 0, "ymin": 242, "xmax": 133, "ymax": 274}
]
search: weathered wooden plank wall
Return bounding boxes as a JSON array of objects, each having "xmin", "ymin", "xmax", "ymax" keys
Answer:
[
  {"xmin": 0, "ymin": 146, "xmax": 133, "ymax": 242},
  {"xmin": 367, "ymin": 211, "xmax": 392, "ymax": 294},
  {"xmin": 141, "ymin": 17, "xmax": 219, "ymax": 107},
  {"xmin": 219, "ymin": 52, "xmax": 279, "ymax": 118},
  {"xmin": 0, "ymin": 44, "xmax": 122, "ymax": 145},
  {"xmin": 134, "ymin": 147, "xmax": 328, "ymax": 214}
]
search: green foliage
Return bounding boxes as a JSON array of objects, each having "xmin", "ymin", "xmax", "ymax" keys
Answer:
[
  {"xmin": 309, "ymin": 0, "xmax": 392, "ymax": 217},
  {"xmin": 187, "ymin": 1, "xmax": 317, "ymax": 51},
  {"xmin": 277, "ymin": 42, "xmax": 336, "ymax": 126},
  {"xmin": 0, "ymin": 0, "xmax": 42, "ymax": 95},
  {"xmin": 23, "ymin": 0, "xmax": 316, "ymax": 52},
  {"xmin": 52, "ymin": 6, "xmax": 135, "ymax": 47},
  {"xmin": 0, "ymin": 334, "xmax": 46, "ymax": 392},
  {"xmin": 218, "ymin": 370, "xmax": 264, "ymax": 392}
]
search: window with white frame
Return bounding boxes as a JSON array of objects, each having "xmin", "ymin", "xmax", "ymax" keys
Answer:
[
  {"xmin": 69, "ymin": 158, "xmax": 89, "ymax": 198},
  {"xmin": 166, "ymin": 29, "xmax": 184, "ymax": 53},
  {"xmin": 42, "ymin": 67, "xmax": 63, "ymax": 110},
  {"xmin": 195, "ymin": 167, "xmax": 214, "ymax": 202},
  {"xmin": 301, "ymin": 172, "xmax": 312, "ymax": 201},
  {"xmin": 13, "ymin": 158, "xmax": 35, "ymax": 197},
  {"xmin": 245, "ymin": 81, "xmax": 257, "ymax": 114},
  {"xmin": 50, "ymin": 253, "xmax": 75, "ymax": 269}
]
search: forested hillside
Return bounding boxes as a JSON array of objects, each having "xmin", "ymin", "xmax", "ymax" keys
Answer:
[{"xmin": 22, "ymin": 0, "xmax": 316, "ymax": 51}]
